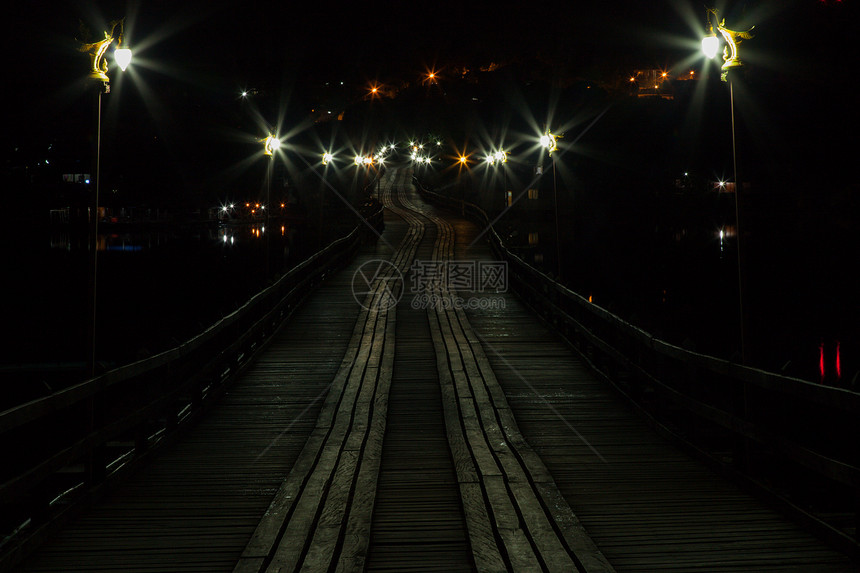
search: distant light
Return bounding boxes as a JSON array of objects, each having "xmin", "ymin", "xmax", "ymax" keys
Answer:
[
  {"xmin": 263, "ymin": 134, "xmax": 280, "ymax": 156},
  {"xmin": 322, "ymin": 152, "xmax": 333, "ymax": 165},
  {"xmin": 540, "ymin": 131, "xmax": 558, "ymax": 156},
  {"xmin": 836, "ymin": 341, "xmax": 842, "ymax": 380},
  {"xmin": 820, "ymin": 342, "xmax": 825, "ymax": 382}
]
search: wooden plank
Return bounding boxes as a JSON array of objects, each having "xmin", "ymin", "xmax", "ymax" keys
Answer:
[
  {"xmin": 423, "ymin": 196, "xmax": 614, "ymax": 573},
  {"xmin": 458, "ymin": 482, "xmax": 508, "ymax": 572}
]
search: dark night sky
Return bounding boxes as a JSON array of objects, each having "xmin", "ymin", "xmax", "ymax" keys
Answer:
[
  {"xmin": 8, "ymin": 2, "xmax": 851, "ymax": 113},
  {"xmin": 6, "ymin": 0, "xmax": 856, "ymax": 197},
  {"xmin": 3, "ymin": 0, "xmax": 857, "ymax": 377}
]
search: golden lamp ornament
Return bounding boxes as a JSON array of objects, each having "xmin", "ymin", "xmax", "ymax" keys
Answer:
[
  {"xmin": 78, "ymin": 19, "xmax": 131, "ymax": 83},
  {"xmin": 703, "ymin": 8, "xmax": 754, "ymax": 82}
]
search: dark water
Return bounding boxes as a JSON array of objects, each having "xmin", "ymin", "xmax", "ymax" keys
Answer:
[
  {"xmin": 2, "ymin": 194, "xmax": 856, "ymax": 410},
  {"xmin": 496, "ymin": 197, "xmax": 858, "ymax": 390},
  {"xmin": 1, "ymin": 219, "xmax": 326, "ymax": 407}
]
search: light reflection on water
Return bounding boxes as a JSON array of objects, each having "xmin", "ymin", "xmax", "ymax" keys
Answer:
[{"xmin": 46, "ymin": 222, "xmax": 299, "ymax": 254}]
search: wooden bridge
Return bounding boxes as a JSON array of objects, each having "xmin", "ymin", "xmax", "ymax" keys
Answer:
[{"xmin": 2, "ymin": 167, "xmax": 858, "ymax": 572}]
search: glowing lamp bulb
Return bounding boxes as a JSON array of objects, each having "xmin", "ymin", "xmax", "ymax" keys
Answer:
[
  {"xmin": 702, "ymin": 34, "xmax": 719, "ymax": 59},
  {"xmin": 115, "ymin": 47, "xmax": 132, "ymax": 71},
  {"xmin": 264, "ymin": 135, "xmax": 280, "ymax": 155}
]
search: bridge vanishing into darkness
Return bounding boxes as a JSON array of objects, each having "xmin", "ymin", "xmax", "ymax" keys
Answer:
[{"xmin": 2, "ymin": 167, "xmax": 858, "ymax": 572}]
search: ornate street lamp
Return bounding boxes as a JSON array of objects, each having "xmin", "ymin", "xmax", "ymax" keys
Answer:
[
  {"xmin": 485, "ymin": 148, "xmax": 509, "ymax": 209},
  {"xmin": 261, "ymin": 133, "xmax": 280, "ymax": 275},
  {"xmin": 78, "ymin": 18, "xmax": 132, "ymax": 378},
  {"xmin": 79, "ymin": 19, "xmax": 132, "ymax": 84},
  {"xmin": 703, "ymin": 7, "xmax": 754, "ymax": 364},
  {"xmin": 541, "ymin": 129, "xmax": 563, "ymax": 280},
  {"xmin": 540, "ymin": 130, "xmax": 558, "ymax": 157},
  {"xmin": 263, "ymin": 133, "xmax": 281, "ymax": 157},
  {"xmin": 703, "ymin": 8, "xmax": 755, "ymax": 82}
]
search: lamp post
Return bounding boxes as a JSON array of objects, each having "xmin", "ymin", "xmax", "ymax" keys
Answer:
[
  {"xmin": 78, "ymin": 18, "xmax": 131, "ymax": 378},
  {"xmin": 262, "ymin": 134, "xmax": 280, "ymax": 277},
  {"xmin": 263, "ymin": 133, "xmax": 281, "ymax": 220},
  {"xmin": 703, "ymin": 7, "xmax": 754, "ymax": 364},
  {"xmin": 486, "ymin": 149, "xmax": 508, "ymax": 211},
  {"xmin": 540, "ymin": 129, "xmax": 561, "ymax": 280},
  {"xmin": 457, "ymin": 155, "xmax": 468, "ymax": 215},
  {"xmin": 319, "ymin": 152, "xmax": 334, "ymax": 244}
]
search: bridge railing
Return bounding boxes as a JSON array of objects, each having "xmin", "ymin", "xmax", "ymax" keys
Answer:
[
  {"xmin": 0, "ymin": 203, "xmax": 383, "ymax": 568},
  {"xmin": 416, "ymin": 182, "xmax": 860, "ymax": 556}
]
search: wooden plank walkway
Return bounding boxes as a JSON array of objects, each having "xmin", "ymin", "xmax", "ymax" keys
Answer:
[
  {"xmin": 364, "ymin": 186, "xmax": 473, "ymax": 571},
  {"xmin": 12, "ymin": 175, "xmax": 411, "ymax": 573},
  {"xmin": 396, "ymin": 189, "xmax": 612, "ymax": 572},
  {"xmin": 443, "ymin": 203, "xmax": 857, "ymax": 571},
  {"xmin": 13, "ymin": 167, "xmax": 857, "ymax": 572}
]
